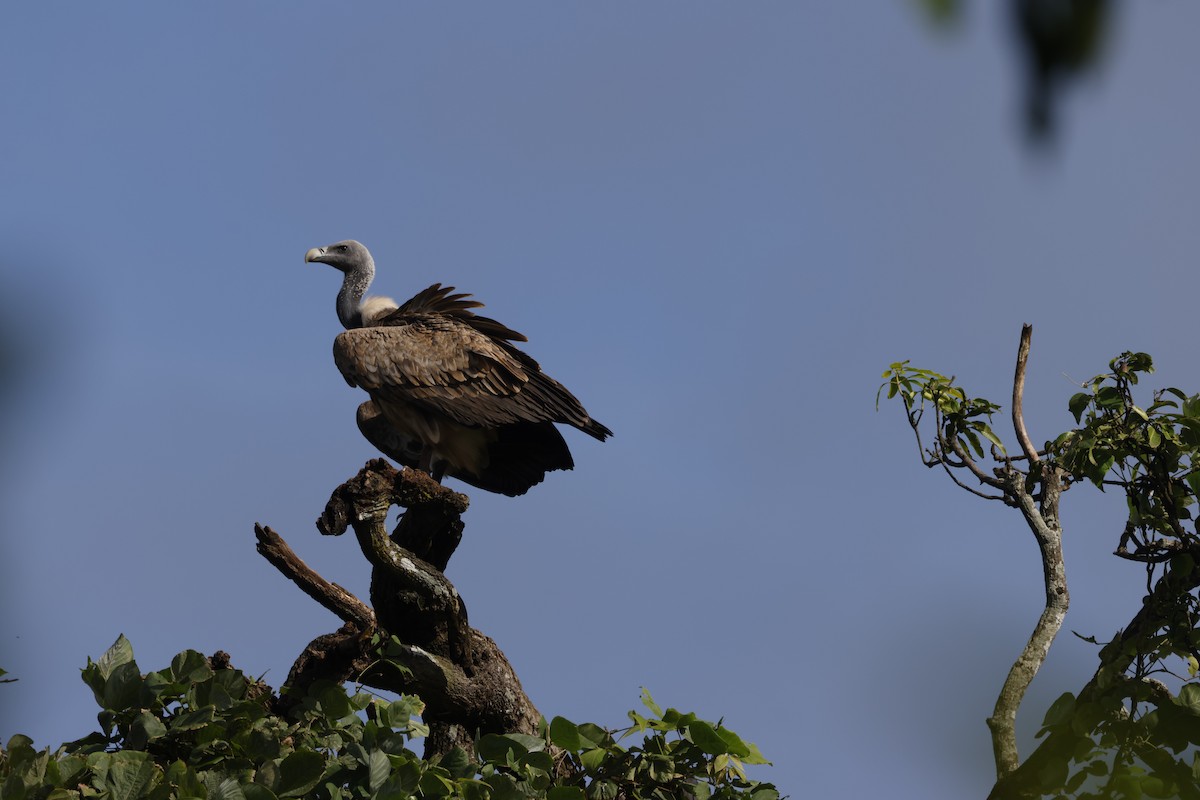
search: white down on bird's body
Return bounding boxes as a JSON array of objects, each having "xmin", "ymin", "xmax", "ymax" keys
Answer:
[{"xmin": 359, "ymin": 296, "xmax": 400, "ymax": 326}]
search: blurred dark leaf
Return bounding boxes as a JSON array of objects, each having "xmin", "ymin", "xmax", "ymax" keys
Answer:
[
  {"xmin": 1011, "ymin": 0, "xmax": 1114, "ymax": 142},
  {"xmin": 916, "ymin": 0, "xmax": 963, "ymax": 28}
]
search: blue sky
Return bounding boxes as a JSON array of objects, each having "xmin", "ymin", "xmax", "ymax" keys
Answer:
[{"xmin": 2, "ymin": 4, "xmax": 1199, "ymax": 797}]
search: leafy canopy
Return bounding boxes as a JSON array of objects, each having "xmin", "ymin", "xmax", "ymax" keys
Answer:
[
  {"xmin": 882, "ymin": 350, "xmax": 1200, "ymax": 798},
  {"xmin": 0, "ymin": 637, "xmax": 778, "ymax": 800}
]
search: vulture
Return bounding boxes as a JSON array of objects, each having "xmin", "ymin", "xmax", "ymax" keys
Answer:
[{"xmin": 305, "ymin": 240, "xmax": 612, "ymax": 496}]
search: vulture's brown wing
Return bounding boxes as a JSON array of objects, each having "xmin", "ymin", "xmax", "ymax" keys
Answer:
[
  {"xmin": 334, "ymin": 317, "xmax": 578, "ymax": 429},
  {"xmin": 387, "ymin": 283, "xmax": 529, "ymax": 344},
  {"xmin": 342, "ymin": 284, "xmax": 613, "ymax": 438}
]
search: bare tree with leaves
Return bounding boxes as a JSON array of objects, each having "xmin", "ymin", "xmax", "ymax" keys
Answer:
[{"xmin": 883, "ymin": 326, "xmax": 1200, "ymax": 799}]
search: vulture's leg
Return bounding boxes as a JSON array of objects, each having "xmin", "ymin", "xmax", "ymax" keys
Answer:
[{"xmin": 417, "ymin": 444, "xmax": 444, "ymax": 483}]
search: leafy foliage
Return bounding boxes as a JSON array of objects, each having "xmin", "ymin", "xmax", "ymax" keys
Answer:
[
  {"xmin": 879, "ymin": 361, "xmax": 1005, "ymax": 463},
  {"xmin": 0, "ymin": 638, "xmax": 778, "ymax": 800},
  {"xmin": 1026, "ymin": 670, "xmax": 1200, "ymax": 800},
  {"xmin": 1054, "ymin": 353, "xmax": 1200, "ymax": 553},
  {"xmin": 883, "ymin": 349, "xmax": 1200, "ymax": 798}
]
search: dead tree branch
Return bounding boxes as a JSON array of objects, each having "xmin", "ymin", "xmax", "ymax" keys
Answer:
[
  {"xmin": 254, "ymin": 523, "xmax": 375, "ymax": 628},
  {"xmin": 1012, "ymin": 324, "xmax": 1040, "ymax": 466},
  {"xmin": 258, "ymin": 459, "xmax": 541, "ymax": 757}
]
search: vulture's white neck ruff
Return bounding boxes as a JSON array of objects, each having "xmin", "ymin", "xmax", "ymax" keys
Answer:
[{"xmin": 360, "ymin": 296, "xmax": 400, "ymax": 326}]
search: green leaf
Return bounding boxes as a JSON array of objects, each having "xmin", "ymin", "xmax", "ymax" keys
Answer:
[
  {"xmin": 548, "ymin": 787, "xmax": 586, "ymax": 800},
  {"xmin": 1041, "ymin": 693, "xmax": 1077, "ymax": 729},
  {"xmin": 1185, "ymin": 472, "xmax": 1200, "ymax": 500},
  {"xmin": 518, "ymin": 750, "xmax": 555, "ymax": 777},
  {"xmin": 644, "ymin": 754, "xmax": 675, "ymax": 781},
  {"xmin": 254, "ymin": 759, "xmax": 280, "ymax": 792},
  {"xmin": 1069, "ymin": 393, "xmax": 1092, "ymax": 423},
  {"xmin": 127, "ymin": 711, "xmax": 167, "ymax": 750},
  {"xmin": 5, "ymin": 733, "xmax": 34, "ymax": 755},
  {"xmin": 1177, "ymin": 683, "xmax": 1200, "ymax": 715},
  {"xmin": 276, "ymin": 749, "xmax": 325, "ymax": 797},
  {"xmin": 579, "ymin": 748, "xmax": 607, "ymax": 773},
  {"xmin": 962, "ymin": 429, "xmax": 984, "ymax": 459},
  {"xmin": 419, "ymin": 770, "xmax": 456, "ymax": 797},
  {"xmin": 742, "ymin": 741, "xmax": 772, "ymax": 766},
  {"xmin": 103, "ymin": 751, "xmax": 160, "ymax": 800},
  {"xmin": 976, "ymin": 423, "xmax": 1006, "ymax": 454},
  {"xmin": 170, "ymin": 649, "xmax": 214, "ymax": 684},
  {"xmin": 589, "ymin": 780, "xmax": 618, "ymax": 800},
  {"xmin": 477, "ymin": 734, "xmax": 529, "ymax": 765},
  {"xmin": 687, "ymin": 721, "xmax": 732, "ymax": 755},
  {"xmin": 1036, "ymin": 755, "xmax": 1069, "ymax": 792},
  {"xmin": 368, "ymin": 748, "xmax": 391, "ymax": 792},
  {"xmin": 389, "ymin": 759, "xmax": 423, "ymax": 796},
  {"xmin": 1066, "ymin": 768, "xmax": 1088, "ymax": 793},
  {"xmin": 714, "ymin": 727, "xmax": 753, "ymax": 759},
  {"xmin": 459, "ymin": 779, "xmax": 493, "ymax": 800},
  {"xmin": 307, "ymin": 680, "xmax": 353, "ymax": 721},
  {"xmin": 439, "ymin": 746, "xmax": 474, "ymax": 779},
  {"xmin": 241, "ymin": 783, "xmax": 278, "ymax": 800},
  {"xmin": 576, "ymin": 723, "xmax": 610, "ymax": 749},
  {"xmin": 1096, "ymin": 386, "xmax": 1125, "ymax": 409},
  {"xmin": 171, "ymin": 706, "xmax": 216, "ymax": 731},
  {"xmin": 1140, "ymin": 776, "xmax": 1168, "ymax": 797},
  {"xmin": 506, "ymin": 734, "xmax": 546, "ymax": 753},
  {"xmin": 208, "ymin": 777, "xmax": 248, "ymax": 800},
  {"xmin": 103, "ymin": 661, "xmax": 145, "ymax": 712},
  {"xmin": 1126, "ymin": 352, "xmax": 1154, "ymax": 373},
  {"xmin": 640, "ymin": 688, "xmax": 663, "ymax": 718},
  {"xmin": 549, "ymin": 716, "xmax": 582, "ymax": 751},
  {"xmin": 97, "ymin": 635, "xmax": 136, "ymax": 680},
  {"xmin": 484, "ymin": 774, "xmax": 524, "ymax": 800}
]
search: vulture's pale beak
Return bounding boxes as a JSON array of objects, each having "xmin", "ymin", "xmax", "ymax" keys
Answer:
[{"xmin": 305, "ymin": 247, "xmax": 326, "ymax": 263}]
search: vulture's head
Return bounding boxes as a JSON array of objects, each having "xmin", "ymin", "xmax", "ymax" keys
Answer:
[
  {"xmin": 307, "ymin": 240, "xmax": 378, "ymax": 329},
  {"xmin": 305, "ymin": 240, "xmax": 374, "ymax": 276}
]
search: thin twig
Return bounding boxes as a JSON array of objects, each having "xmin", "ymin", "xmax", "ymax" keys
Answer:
[{"xmin": 938, "ymin": 449, "xmax": 1006, "ymax": 500}]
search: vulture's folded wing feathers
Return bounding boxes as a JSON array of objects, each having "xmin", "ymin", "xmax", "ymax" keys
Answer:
[
  {"xmin": 384, "ymin": 283, "xmax": 529, "ymax": 343},
  {"xmin": 333, "ymin": 318, "xmax": 610, "ymax": 439}
]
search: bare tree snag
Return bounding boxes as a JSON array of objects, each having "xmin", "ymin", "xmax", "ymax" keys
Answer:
[{"xmin": 256, "ymin": 459, "xmax": 542, "ymax": 758}]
